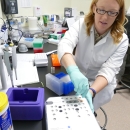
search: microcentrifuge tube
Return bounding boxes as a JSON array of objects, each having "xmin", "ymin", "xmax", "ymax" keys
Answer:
[{"xmin": 51, "ymin": 67, "xmax": 55, "ymax": 73}]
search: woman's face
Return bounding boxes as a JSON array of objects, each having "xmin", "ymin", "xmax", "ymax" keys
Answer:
[{"xmin": 93, "ymin": 0, "xmax": 120, "ymax": 35}]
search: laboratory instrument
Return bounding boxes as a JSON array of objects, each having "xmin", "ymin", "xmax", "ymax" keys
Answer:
[
  {"xmin": 0, "ymin": 44, "xmax": 17, "ymax": 90},
  {"xmin": 3, "ymin": 50, "xmax": 14, "ymax": 87},
  {"xmin": 0, "ymin": 48, "xmax": 8, "ymax": 90},
  {"xmin": 0, "ymin": 24, "xmax": 8, "ymax": 44},
  {"xmin": 1, "ymin": 0, "xmax": 18, "ymax": 14},
  {"xmin": 19, "ymin": 37, "xmax": 34, "ymax": 48},
  {"xmin": 12, "ymin": 46, "xmax": 17, "ymax": 79},
  {"xmin": 45, "ymin": 95, "xmax": 101, "ymax": 130}
]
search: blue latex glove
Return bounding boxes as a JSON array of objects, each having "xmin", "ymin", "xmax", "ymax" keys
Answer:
[
  {"xmin": 85, "ymin": 91, "xmax": 94, "ymax": 113},
  {"xmin": 66, "ymin": 65, "xmax": 89, "ymax": 97}
]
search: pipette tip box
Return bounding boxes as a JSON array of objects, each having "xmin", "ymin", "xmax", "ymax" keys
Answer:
[
  {"xmin": 33, "ymin": 38, "xmax": 44, "ymax": 53},
  {"xmin": 6, "ymin": 88, "xmax": 44, "ymax": 120},
  {"xmin": 46, "ymin": 72, "xmax": 74, "ymax": 95}
]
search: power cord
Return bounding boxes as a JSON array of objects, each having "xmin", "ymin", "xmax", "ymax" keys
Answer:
[
  {"xmin": 5, "ymin": 15, "xmax": 23, "ymax": 44},
  {"xmin": 100, "ymin": 107, "xmax": 108, "ymax": 130},
  {"xmin": 0, "ymin": 17, "xmax": 6, "ymax": 25},
  {"xmin": 11, "ymin": 27, "xmax": 23, "ymax": 43}
]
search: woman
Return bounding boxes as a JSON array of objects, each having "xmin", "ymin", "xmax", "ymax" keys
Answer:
[{"xmin": 58, "ymin": 0, "xmax": 129, "ymax": 112}]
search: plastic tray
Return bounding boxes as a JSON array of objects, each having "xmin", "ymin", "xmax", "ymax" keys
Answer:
[{"xmin": 6, "ymin": 88, "xmax": 44, "ymax": 120}]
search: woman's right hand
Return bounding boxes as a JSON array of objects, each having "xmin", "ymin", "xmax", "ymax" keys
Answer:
[
  {"xmin": 85, "ymin": 90, "xmax": 94, "ymax": 113},
  {"xmin": 66, "ymin": 65, "xmax": 89, "ymax": 97}
]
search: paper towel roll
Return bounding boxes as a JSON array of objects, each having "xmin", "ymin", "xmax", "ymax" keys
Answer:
[{"xmin": 28, "ymin": 17, "xmax": 38, "ymax": 30}]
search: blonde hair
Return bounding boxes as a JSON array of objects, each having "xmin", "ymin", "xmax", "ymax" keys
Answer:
[{"xmin": 84, "ymin": 0, "xmax": 128, "ymax": 44}]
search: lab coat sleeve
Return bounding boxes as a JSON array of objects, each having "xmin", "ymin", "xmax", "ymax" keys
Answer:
[
  {"xmin": 96, "ymin": 36, "xmax": 129, "ymax": 84},
  {"xmin": 58, "ymin": 19, "xmax": 81, "ymax": 62}
]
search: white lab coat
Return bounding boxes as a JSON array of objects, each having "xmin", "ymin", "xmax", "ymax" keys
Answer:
[{"xmin": 58, "ymin": 18, "xmax": 129, "ymax": 110}]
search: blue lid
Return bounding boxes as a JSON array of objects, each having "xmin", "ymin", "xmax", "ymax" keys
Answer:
[{"xmin": 55, "ymin": 72, "xmax": 66, "ymax": 79}]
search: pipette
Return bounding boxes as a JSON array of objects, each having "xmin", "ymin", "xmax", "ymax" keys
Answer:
[
  {"xmin": 12, "ymin": 46, "xmax": 17, "ymax": 80},
  {"xmin": 0, "ymin": 49, "xmax": 8, "ymax": 89},
  {"xmin": 3, "ymin": 50, "xmax": 14, "ymax": 87},
  {"xmin": 46, "ymin": 50, "xmax": 57, "ymax": 55}
]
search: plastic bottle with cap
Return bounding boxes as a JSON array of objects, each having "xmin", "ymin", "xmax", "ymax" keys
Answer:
[{"xmin": 0, "ymin": 92, "xmax": 14, "ymax": 130}]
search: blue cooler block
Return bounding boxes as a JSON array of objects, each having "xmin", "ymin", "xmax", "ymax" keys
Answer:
[
  {"xmin": 55, "ymin": 72, "xmax": 74, "ymax": 95},
  {"xmin": 46, "ymin": 72, "xmax": 74, "ymax": 95},
  {"xmin": 6, "ymin": 88, "xmax": 44, "ymax": 120}
]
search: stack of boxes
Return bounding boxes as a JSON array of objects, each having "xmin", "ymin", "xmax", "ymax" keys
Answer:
[
  {"xmin": 48, "ymin": 33, "xmax": 62, "ymax": 45},
  {"xmin": 33, "ymin": 39, "xmax": 44, "ymax": 53},
  {"xmin": 49, "ymin": 33, "xmax": 62, "ymax": 40}
]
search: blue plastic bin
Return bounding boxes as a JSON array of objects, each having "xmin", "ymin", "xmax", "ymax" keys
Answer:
[{"xmin": 6, "ymin": 88, "xmax": 44, "ymax": 120}]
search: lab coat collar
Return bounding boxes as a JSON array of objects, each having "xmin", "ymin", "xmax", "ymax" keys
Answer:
[
  {"xmin": 90, "ymin": 25, "xmax": 94, "ymax": 32},
  {"xmin": 90, "ymin": 24, "xmax": 111, "ymax": 36},
  {"xmin": 95, "ymin": 31, "xmax": 111, "ymax": 47},
  {"xmin": 90, "ymin": 25, "xmax": 112, "ymax": 47}
]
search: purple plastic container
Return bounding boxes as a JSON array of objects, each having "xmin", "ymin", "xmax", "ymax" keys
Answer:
[{"xmin": 6, "ymin": 88, "xmax": 44, "ymax": 120}]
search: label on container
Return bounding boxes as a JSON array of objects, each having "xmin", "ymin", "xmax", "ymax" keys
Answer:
[{"xmin": 0, "ymin": 107, "xmax": 13, "ymax": 130}]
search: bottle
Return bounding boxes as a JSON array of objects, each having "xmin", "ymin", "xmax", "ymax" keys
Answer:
[{"xmin": 0, "ymin": 92, "xmax": 14, "ymax": 130}]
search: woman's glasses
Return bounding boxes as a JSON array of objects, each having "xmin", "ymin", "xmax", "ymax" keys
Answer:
[{"xmin": 96, "ymin": 7, "xmax": 119, "ymax": 17}]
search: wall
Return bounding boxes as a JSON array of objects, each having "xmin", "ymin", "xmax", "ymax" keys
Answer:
[
  {"xmin": 0, "ymin": 0, "xmax": 130, "ymax": 23},
  {"xmin": 125, "ymin": 0, "xmax": 130, "ymax": 10},
  {"xmin": 71, "ymin": 0, "xmax": 92, "ymax": 14},
  {"xmin": 71, "ymin": 0, "xmax": 130, "ymax": 14},
  {"xmin": 0, "ymin": 0, "xmax": 71, "ymax": 20}
]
